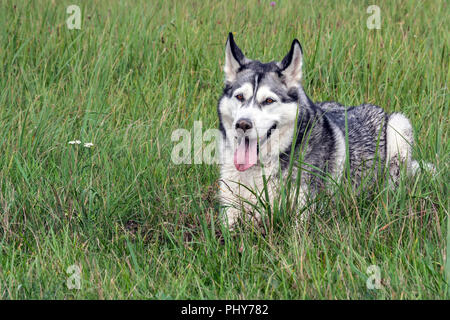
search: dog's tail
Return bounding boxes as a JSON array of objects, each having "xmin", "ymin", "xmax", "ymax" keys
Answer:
[{"xmin": 386, "ymin": 113, "xmax": 436, "ymax": 178}]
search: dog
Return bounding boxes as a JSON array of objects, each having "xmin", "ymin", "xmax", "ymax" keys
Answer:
[{"xmin": 217, "ymin": 33, "xmax": 426, "ymax": 230}]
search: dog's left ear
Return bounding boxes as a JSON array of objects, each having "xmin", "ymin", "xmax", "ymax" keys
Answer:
[{"xmin": 279, "ymin": 39, "xmax": 303, "ymax": 88}]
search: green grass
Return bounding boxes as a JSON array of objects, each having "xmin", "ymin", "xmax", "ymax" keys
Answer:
[{"xmin": 0, "ymin": 0, "xmax": 448, "ymax": 299}]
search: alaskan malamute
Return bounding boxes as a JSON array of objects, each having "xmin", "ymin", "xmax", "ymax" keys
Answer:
[{"xmin": 217, "ymin": 33, "xmax": 425, "ymax": 230}]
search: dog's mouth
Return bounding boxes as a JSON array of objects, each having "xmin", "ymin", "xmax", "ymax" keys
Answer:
[{"xmin": 233, "ymin": 123, "xmax": 277, "ymax": 172}]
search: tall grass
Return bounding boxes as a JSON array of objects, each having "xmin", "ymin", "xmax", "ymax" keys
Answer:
[{"xmin": 0, "ymin": 0, "xmax": 448, "ymax": 299}]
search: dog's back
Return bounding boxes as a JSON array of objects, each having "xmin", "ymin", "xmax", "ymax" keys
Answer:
[{"xmin": 318, "ymin": 101, "xmax": 388, "ymax": 184}]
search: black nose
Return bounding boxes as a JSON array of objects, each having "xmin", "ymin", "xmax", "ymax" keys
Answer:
[{"xmin": 235, "ymin": 118, "xmax": 253, "ymax": 132}]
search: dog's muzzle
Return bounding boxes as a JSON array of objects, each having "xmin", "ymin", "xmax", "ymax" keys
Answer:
[{"xmin": 233, "ymin": 122, "xmax": 278, "ymax": 172}]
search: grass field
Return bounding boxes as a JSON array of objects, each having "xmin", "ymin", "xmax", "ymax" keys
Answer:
[{"xmin": 0, "ymin": 0, "xmax": 448, "ymax": 299}]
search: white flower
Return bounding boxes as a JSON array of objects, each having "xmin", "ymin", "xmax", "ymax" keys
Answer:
[
  {"xmin": 84, "ymin": 142, "xmax": 94, "ymax": 148},
  {"xmin": 69, "ymin": 140, "xmax": 81, "ymax": 145}
]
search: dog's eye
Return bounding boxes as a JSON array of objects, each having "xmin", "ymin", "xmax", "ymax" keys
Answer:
[
  {"xmin": 235, "ymin": 94, "xmax": 245, "ymax": 102},
  {"xmin": 264, "ymin": 98, "xmax": 275, "ymax": 104}
]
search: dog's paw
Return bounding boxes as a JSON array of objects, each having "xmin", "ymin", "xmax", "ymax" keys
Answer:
[
  {"xmin": 411, "ymin": 160, "xmax": 437, "ymax": 176},
  {"xmin": 221, "ymin": 207, "xmax": 240, "ymax": 231}
]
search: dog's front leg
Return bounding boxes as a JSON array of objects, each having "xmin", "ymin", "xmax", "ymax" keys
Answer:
[
  {"xmin": 221, "ymin": 206, "xmax": 241, "ymax": 230},
  {"xmin": 219, "ymin": 179, "xmax": 242, "ymax": 230},
  {"xmin": 293, "ymin": 184, "xmax": 313, "ymax": 229}
]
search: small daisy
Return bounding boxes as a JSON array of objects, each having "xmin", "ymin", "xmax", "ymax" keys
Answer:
[
  {"xmin": 68, "ymin": 140, "xmax": 81, "ymax": 145},
  {"xmin": 83, "ymin": 142, "xmax": 94, "ymax": 148}
]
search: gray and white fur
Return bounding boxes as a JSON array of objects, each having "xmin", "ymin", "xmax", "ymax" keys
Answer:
[{"xmin": 217, "ymin": 33, "xmax": 422, "ymax": 230}]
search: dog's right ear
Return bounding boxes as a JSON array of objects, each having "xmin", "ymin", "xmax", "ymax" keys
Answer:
[
  {"xmin": 279, "ymin": 39, "xmax": 303, "ymax": 88},
  {"xmin": 224, "ymin": 33, "xmax": 246, "ymax": 83}
]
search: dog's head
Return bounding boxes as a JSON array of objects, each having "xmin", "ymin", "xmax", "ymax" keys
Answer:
[{"xmin": 218, "ymin": 33, "xmax": 304, "ymax": 172}]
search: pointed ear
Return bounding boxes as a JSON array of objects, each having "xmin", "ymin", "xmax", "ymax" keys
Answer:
[
  {"xmin": 224, "ymin": 33, "xmax": 247, "ymax": 83},
  {"xmin": 279, "ymin": 39, "xmax": 303, "ymax": 88}
]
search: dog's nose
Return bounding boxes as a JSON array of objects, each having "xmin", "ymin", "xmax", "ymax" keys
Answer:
[{"xmin": 235, "ymin": 118, "xmax": 253, "ymax": 132}]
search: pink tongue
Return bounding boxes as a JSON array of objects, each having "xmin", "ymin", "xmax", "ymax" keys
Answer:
[{"xmin": 234, "ymin": 138, "xmax": 258, "ymax": 171}]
